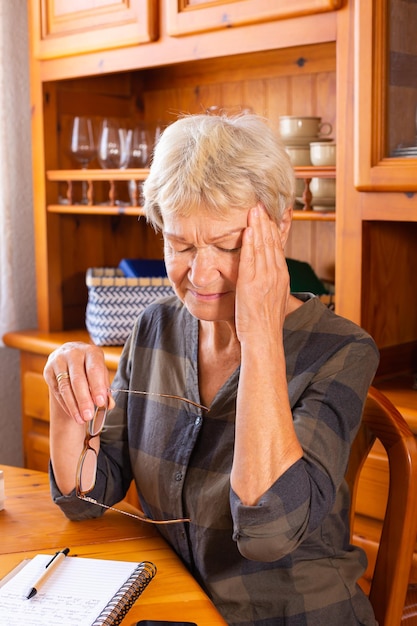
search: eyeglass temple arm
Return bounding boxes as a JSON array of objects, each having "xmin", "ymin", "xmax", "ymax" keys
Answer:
[{"xmin": 108, "ymin": 387, "xmax": 209, "ymax": 411}]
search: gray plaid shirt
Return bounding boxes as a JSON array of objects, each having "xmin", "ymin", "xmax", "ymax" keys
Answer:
[{"xmin": 53, "ymin": 295, "xmax": 379, "ymax": 625}]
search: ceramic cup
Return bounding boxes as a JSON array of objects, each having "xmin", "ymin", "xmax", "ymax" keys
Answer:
[
  {"xmin": 310, "ymin": 141, "xmax": 336, "ymax": 166},
  {"xmin": 285, "ymin": 145, "xmax": 312, "ymax": 166},
  {"xmin": 310, "ymin": 177, "xmax": 336, "ymax": 198},
  {"xmin": 279, "ymin": 116, "xmax": 332, "ymax": 139}
]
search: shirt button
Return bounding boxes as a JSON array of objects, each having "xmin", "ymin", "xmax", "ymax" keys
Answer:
[
  {"xmin": 195, "ymin": 416, "xmax": 202, "ymax": 426},
  {"xmin": 175, "ymin": 472, "xmax": 183, "ymax": 481}
]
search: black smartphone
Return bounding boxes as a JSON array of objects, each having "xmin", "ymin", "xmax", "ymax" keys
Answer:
[{"xmin": 136, "ymin": 622, "xmax": 197, "ymax": 626}]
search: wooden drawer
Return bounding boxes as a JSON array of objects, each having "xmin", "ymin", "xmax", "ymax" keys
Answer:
[{"xmin": 23, "ymin": 370, "xmax": 50, "ymax": 424}]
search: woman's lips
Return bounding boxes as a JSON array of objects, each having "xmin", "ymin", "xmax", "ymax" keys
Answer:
[{"xmin": 189, "ymin": 290, "xmax": 227, "ymax": 301}]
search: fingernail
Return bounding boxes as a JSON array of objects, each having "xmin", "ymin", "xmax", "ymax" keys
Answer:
[
  {"xmin": 96, "ymin": 395, "xmax": 106, "ymax": 407},
  {"xmin": 83, "ymin": 409, "xmax": 93, "ymax": 421}
]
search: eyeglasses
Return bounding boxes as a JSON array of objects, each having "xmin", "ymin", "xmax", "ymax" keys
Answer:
[{"xmin": 75, "ymin": 388, "xmax": 209, "ymax": 525}]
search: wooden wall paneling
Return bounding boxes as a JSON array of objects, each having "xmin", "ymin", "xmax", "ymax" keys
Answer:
[
  {"xmin": 315, "ymin": 71, "xmax": 337, "ymax": 133},
  {"xmin": 144, "ymin": 86, "xmax": 183, "ymax": 124},
  {"xmin": 241, "ymin": 78, "xmax": 267, "ymax": 116},
  {"xmin": 60, "ymin": 214, "xmax": 105, "ymax": 329},
  {"xmin": 286, "ymin": 222, "xmax": 314, "ymax": 267},
  {"xmin": 266, "ymin": 76, "xmax": 291, "ymax": 129},
  {"xmin": 286, "ymin": 221, "xmax": 335, "ymax": 284},
  {"xmin": 181, "ymin": 83, "xmax": 222, "ymax": 115},
  {"xmin": 290, "ymin": 73, "xmax": 316, "ymax": 115},
  {"xmin": 59, "ymin": 214, "xmax": 165, "ymax": 330},
  {"xmin": 313, "ymin": 221, "xmax": 336, "ymax": 283},
  {"xmin": 361, "ymin": 221, "xmax": 417, "ymax": 349},
  {"xmin": 219, "ymin": 82, "xmax": 245, "ymax": 113}
]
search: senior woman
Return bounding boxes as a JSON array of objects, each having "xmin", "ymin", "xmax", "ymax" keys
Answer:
[{"xmin": 44, "ymin": 113, "xmax": 379, "ymax": 625}]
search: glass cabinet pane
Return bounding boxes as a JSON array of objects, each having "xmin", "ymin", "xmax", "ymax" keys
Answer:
[
  {"xmin": 355, "ymin": 0, "xmax": 417, "ymax": 190},
  {"xmin": 388, "ymin": 0, "xmax": 417, "ymax": 158}
]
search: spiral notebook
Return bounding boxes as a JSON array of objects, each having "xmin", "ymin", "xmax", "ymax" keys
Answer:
[{"xmin": 0, "ymin": 554, "xmax": 157, "ymax": 625}]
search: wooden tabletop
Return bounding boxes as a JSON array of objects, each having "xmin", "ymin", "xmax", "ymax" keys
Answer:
[{"xmin": 0, "ymin": 465, "xmax": 227, "ymax": 625}]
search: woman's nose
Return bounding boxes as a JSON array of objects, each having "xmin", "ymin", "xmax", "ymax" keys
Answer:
[{"xmin": 188, "ymin": 248, "xmax": 219, "ymax": 287}]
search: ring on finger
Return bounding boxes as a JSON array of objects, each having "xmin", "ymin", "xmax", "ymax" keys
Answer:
[{"xmin": 56, "ymin": 371, "xmax": 70, "ymax": 385}]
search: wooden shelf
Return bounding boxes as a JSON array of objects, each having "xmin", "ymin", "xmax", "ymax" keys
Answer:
[
  {"xmin": 294, "ymin": 165, "xmax": 336, "ymax": 178},
  {"xmin": 46, "ymin": 164, "xmax": 336, "ymax": 220},
  {"xmin": 46, "ymin": 168, "xmax": 150, "ymax": 181},
  {"xmin": 48, "ymin": 204, "xmax": 145, "ymax": 216},
  {"xmin": 47, "ymin": 166, "xmax": 335, "ymax": 181},
  {"xmin": 47, "ymin": 204, "xmax": 334, "ymax": 220},
  {"xmin": 293, "ymin": 209, "xmax": 335, "ymax": 221}
]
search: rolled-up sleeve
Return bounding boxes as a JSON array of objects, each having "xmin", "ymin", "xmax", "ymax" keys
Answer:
[{"xmin": 230, "ymin": 335, "xmax": 379, "ymax": 562}]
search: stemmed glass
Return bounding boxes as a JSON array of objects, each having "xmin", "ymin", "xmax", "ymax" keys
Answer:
[
  {"xmin": 69, "ymin": 116, "xmax": 96, "ymax": 205},
  {"xmin": 97, "ymin": 119, "xmax": 130, "ymax": 169},
  {"xmin": 97, "ymin": 119, "xmax": 130, "ymax": 205},
  {"xmin": 128, "ymin": 123, "xmax": 151, "ymax": 207}
]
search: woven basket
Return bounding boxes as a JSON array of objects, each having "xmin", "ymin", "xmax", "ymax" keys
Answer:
[{"xmin": 86, "ymin": 267, "xmax": 173, "ymax": 346}]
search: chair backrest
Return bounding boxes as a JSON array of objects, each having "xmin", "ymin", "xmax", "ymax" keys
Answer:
[{"xmin": 346, "ymin": 386, "xmax": 417, "ymax": 626}]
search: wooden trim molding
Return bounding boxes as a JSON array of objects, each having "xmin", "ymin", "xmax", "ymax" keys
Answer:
[{"xmin": 166, "ymin": 0, "xmax": 343, "ymax": 37}]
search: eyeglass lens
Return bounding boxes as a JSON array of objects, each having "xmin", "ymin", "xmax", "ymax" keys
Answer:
[
  {"xmin": 77, "ymin": 405, "xmax": 108, "ymax": 495},
  {"xmin": 89, "ymin": 404, "xmax": 108, "ymax": 437}
]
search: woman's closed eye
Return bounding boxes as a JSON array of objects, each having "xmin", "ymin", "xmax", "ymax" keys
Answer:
[{"xmin": 215, "ymin": 245, "xmax": 241, "ymax": 253}]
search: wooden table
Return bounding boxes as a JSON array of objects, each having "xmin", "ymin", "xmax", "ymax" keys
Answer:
[{"xmin": 0, "ymin": 465, "xmax": 227, "ymax": 625}]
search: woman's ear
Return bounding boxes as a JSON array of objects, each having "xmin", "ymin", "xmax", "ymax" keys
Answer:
[{"xmin": 278, "ymin": 206, "xmax": 293, "ymax": 247}]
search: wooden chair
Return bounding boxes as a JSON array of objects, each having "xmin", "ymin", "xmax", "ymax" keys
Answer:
[{"xmin": 346, "ymin": 386, "xmax": 417, "ymax": 626}]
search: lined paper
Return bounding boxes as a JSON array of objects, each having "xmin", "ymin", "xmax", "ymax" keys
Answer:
[{"xmin": 0, "ymin": 554, "xmax": 142, "ymax": 625}]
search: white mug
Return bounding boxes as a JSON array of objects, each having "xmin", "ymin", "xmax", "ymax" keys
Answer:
[
  {"xmin": 310, "ymin": 177, "xmax": 336, "ymax": 198},
  {"xmin": 279, "ymin": 116, "xmax": 332, "ymax": 139},
  {"xmin": 310, "ymin": 142, "xmax": 336, "ymax": 166},
  {"xmin": 285, "ymin": 145, "xmax": 312, "ymax": 166}
]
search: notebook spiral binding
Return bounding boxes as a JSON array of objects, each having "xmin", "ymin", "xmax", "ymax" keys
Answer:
[{"xmin": 92, "ymin": 560, "xmax": 157, "ymax": 626}]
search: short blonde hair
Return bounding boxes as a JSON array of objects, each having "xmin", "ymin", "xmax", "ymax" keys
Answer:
[{"xmin": 143, "ymin": 113, "xmax": 295, "ymax": 231}]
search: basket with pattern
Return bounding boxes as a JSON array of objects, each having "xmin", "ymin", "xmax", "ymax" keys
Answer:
[{"xmin": 86, "ymin": 267, "xmax": 173, "ymax": 346}]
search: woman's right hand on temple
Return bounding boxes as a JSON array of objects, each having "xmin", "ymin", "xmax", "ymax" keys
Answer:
[{"xmin": 43, "ymin": 341, "xmax": 114, "ymax": 426}]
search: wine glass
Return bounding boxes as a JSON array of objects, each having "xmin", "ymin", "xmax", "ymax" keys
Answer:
[
  {"xmin": 69, "ymin": 116, "xmax": 96, "ymax": 204},
  {"xmin": 97, "ymin": 119, "xmax": 130, "ymax": 169},
  {"xmin": 127, "ymin": 123, "xmax": 151, "ymax": 206},
  {"xmin": 98, "ymin": 119, "xmax": 130, "ymax": 205},
  {"xmin": 130, "ymin": 124, "xmax": 150, "ymax": 168}
]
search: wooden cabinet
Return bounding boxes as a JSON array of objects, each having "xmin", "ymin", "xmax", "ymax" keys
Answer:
[
  {"xmin": 30, "ymin": 0, "xmax": 158, "ymax": 59},
  {"xmin": 165, "ymin": 0, "xmax": 343, "ymax": 37}
]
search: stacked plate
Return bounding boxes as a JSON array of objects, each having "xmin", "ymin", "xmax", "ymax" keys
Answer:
[{"xmin": 390, "ymin": 146, "xmax": 417, "ymax": 158}]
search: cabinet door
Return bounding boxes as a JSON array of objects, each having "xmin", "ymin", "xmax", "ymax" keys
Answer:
[
  {"xmin": 166, "ymin": 0, "xmax": 343, "ymax": 36},
  {"xmin": 355, "ymin": 0, "xmax": 417, "ymax": 191},
  {"xmin": 30, "ymin": 0, "xmax": 158, "ymax": 59}
]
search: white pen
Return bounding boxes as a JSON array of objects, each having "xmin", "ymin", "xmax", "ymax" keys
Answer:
[{"xmin": 26, "ymin": 548, "xmax": 70, "ymax": 599}]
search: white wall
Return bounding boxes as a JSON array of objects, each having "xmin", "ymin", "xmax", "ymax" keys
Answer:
[{"xmin": 0, "ymin": 1, "xmax": 37, "ymax": 465}]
